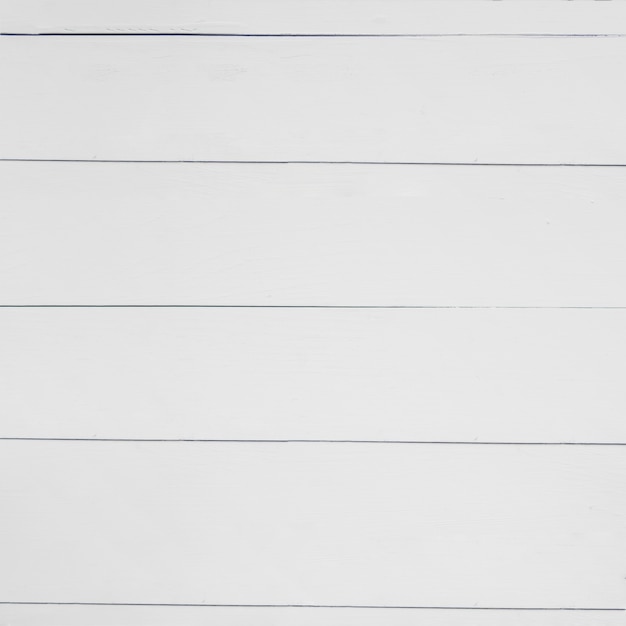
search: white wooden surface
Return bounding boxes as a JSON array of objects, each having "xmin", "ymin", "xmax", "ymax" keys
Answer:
[
  {"xmin": 3, "ymin": 0, "xmax": 626, "ymax": 35},
  {"xmin": 1, "ymin": 442, "xmax": 624, "ymax": 608},
  {"xmin": 1, "ymin": 1, "xmax": 625, "ymax": 623},
  {"xmin": 2, "ymin": 605, "xmax": 625, "ymax": 626},
  {"xmin": 2, "ymin": 36, "xmax": 626, "ymax": 163},
  {"xmin": 2, "ymin": 163, "xmax": 626, "ymax": 306},
  {"xmin": 1, "ymin": 307, "xmax": 625, "ymax": 443}
]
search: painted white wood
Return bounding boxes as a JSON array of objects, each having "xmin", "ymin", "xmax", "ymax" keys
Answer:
[
  {"xmin": 3, "ymin": 162, "xmax": 626, "ymax": 307},
  {"xmin": 3, "ymin": 0, "xmax": 626, "ymax": 35},
  {"xmin": 1, "ymin": 307, "xmax": 625, "ymax": 442},
  {"xmin": 1, "ymin": 605, "xmax": 624, "ymax": 626},
  {"xmin": 1, "ymin": 442, "xmax": 624, "ymax": 607},
  {"xmin": 2, "ymin": 37, "xmax": 626, "ymax": 163},
  {"xmin": 3, "ymin": 2, "xmax": 625, "ymax": 621}
]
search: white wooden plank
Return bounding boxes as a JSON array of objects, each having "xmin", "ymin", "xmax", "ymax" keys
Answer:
[
  {"xmin": 2, "ymin": 37, "xmax": 626, "ymax": 163},
  {"xmin": 1, "ymin": 308, "xmax": 625, "ymax": 442},
  {"xmin": 3, "ymin": 162, "xmax": 626, "ymax": 307},
  {"xmin": 1, "ymin": 442, "xmax": 624, "ymax": 607},
  {"xmin": 3, "ymin": 0, "xmax": 626, "ymax": 35},
  {"xmin": 1, "ymin": 605, "xmax": 624, "ymax": 626}
]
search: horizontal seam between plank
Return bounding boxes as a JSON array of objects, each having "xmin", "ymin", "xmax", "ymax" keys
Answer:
[
  {"xmin": 0, "ymin": 603, "xmax": 623, "ymax": 610},
  {"xmin": 2, "ymin": 159, "xmax": 626, "ymax": 166},
  {"xmin": 1, "ymin": 305, "xmax": 626, "ymax": 309},
  {"xmin": 3, "ymin": 33, "xmax": 626, "ymax": 38},
  {"xmin": 1, "ymin": 439, "xmax": 625, "ymax": 445}
]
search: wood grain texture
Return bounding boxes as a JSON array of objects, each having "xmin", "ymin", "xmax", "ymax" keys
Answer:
[
  {"xmin": 1, "ymin": 307, "xmax": 624, "ymax": 442},
  {"xmin": 3, "ymin": 163, "xmax": 626, "ymax": 306},
  {"xmin": 2, "ymin": 37, "xmax": 626, "ymax": 163},
  {"xmin": 1, "ymin": 442, "xmax": 624, "ymax": 608},
  {"xmin": 2, "ymin": 0, "xmax": 625, "ymax": 620},
  {"xmin": 1, "ymin": 605, "xmax": 624, "ymax": 626},
  {"xmin": 3, "ymin": 0, "xmax": 626, "ymax": 35}
]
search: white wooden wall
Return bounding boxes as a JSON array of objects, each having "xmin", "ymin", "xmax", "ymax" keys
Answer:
[{"xmin": 1, "ymin": 2, "xmax": 625, "ymax": 625}]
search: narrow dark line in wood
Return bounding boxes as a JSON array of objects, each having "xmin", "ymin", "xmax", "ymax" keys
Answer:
[
  {"xmin": 0, "ymin": 602, "xmax": 623, "ymax": 610},
  {"xmin": 1, "ymin": 438, "xmax": 624, "ymax": 446},
  {"xmin": 2, "ymin": 32, "xmax": 626, "ymax": 38},
  {"xmin": 1, "ymin": 305, "xmax": 625, "ymax": 310},
  {"xmin": 2, "ymin": 159, "xmax": 626, "ymax": 167}
]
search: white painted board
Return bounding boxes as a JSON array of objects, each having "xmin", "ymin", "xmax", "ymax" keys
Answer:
[
  {"xmin": 1, "ymin": 442, "xmax": 624, "ymax": 608},
  {"xmin": 2, "ymin": 37, "xmax": 626, "ymax": 163},
  {"xmin": 2, "ymin": 604, "xmax": 624, "ymax": 626},
  {"xmin": 1, "ymin": 307, "xmax": 625, "ymax": 442},
  {"xmin": 2, "ymin": 163, "xmax": 626, "ymax": 306},
  {"xmin": 2, "ymin": 0, "xmax": 625, "ymax": 621},
  {"xmin": 3, "ymin": 0, "xmax": 626, "ymax": 35}
]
